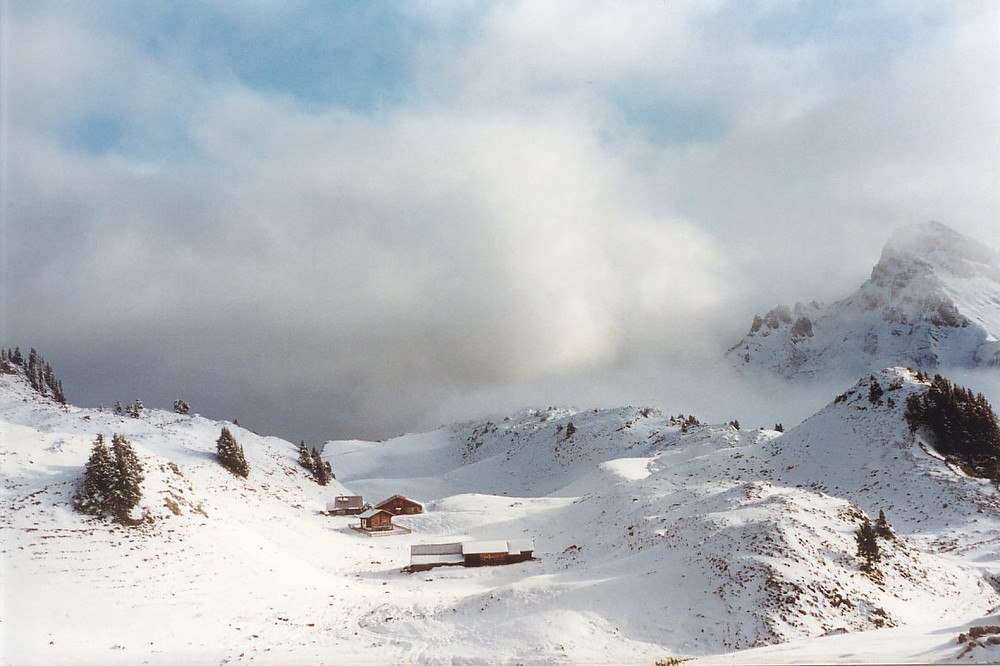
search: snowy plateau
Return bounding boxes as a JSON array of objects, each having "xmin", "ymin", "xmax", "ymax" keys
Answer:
[
  {"xmin": 3, "ymin": 362, "xmax": 1000, "ymax": 664},
  {"xmin": 727, "ymin": 221, "xmax": 1000, "ymax": 379}
]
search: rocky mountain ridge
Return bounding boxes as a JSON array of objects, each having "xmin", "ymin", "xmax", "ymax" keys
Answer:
[{"xmin": 727, "ymin": 221, "xmax": 1000, "ymax": 379}]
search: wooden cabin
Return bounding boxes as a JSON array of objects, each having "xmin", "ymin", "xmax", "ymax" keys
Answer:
[
  {"xmin": 463, "ymin": 539, "xmax": 535, "ymax": 567},
  {"xmin": 376, "ymin": 494, "xmax": 423, "ymax": 515},
  {"xmin": 327, "ymin": 495, "xmax": 365, "ymax": 515},
  {"xmin": 358, "ymin": 508, "xmax": 393, "ymax": 532},
  {"xmin": 406, "ymin": 538, "xmax": 535, "ymax": 571}
]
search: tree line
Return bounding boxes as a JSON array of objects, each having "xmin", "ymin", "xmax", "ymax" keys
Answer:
[
  {"xmin": 905, "ymin": 374, "xmax": 1000, "ymax": 480},
  {"xmin": 1, "ymin": 347, "xmax": 66, "ymax": 404}
]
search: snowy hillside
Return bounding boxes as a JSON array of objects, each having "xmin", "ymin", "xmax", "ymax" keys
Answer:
[
  {"xmin": 4, "ymin": 366, "xmax": 1000, "ymax": 664},
  {"xmin": 727, "ymin": 221, "xmax": 1000, "ymax": 379}
]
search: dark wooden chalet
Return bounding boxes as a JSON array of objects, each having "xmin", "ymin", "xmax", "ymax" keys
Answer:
[
  {"xmin": 376, "ymin": 494, "xmax": 423, "ymax": 515},
  {"xmin": 327, "ymin": 495, "xmax": 365, "ymax": 515},
  {"xmin": 358, "ymin": 508, "xmax": 393, "ymax": 532}
]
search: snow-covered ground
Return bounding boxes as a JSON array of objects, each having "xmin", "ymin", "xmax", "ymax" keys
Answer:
[{"xmin": 3, "ymin": 368, "xmax": 1000, "ymax": 664}]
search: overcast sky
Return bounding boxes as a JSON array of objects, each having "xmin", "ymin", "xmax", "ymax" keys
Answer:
[{"xmin": 2, "ymin": 1, "xmax": 999, "ymax": 444}]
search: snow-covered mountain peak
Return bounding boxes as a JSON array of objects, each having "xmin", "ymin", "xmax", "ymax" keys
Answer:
[
  {"xmin": 728, "ymin": 221, "xmax": 1000, "ymax": 378},
  {"xmin": 873, "ymin": 221, "xmax": 997, "ymax": 284}
]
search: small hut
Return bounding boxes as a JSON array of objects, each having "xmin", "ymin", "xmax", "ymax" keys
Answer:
[
  {"xmin": 327, "ymin": 495, "xmax": 365, "ymax": 515},
  {"xmin": 358, "ymin": 508, "xmax": 393, "ymax": 532},
  {"xmin": 376, "ymin": 494, "xmax": 423, "ymax": 515}
]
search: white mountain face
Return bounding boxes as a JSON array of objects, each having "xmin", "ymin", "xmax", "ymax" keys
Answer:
[
  {"xmin": 727, "ymin": 221, "xmax": 1000, "ymax": 379},
  {"xmin": 4, "ymin": 365, "xmax": 1000, "ymax": 664}
]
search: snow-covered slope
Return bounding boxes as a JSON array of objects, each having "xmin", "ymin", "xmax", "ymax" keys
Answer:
[
  {"xmin": 4, "ymin": 366, "xmax": 1000, "ymax": 664},
  {"xmin": 727, "ymin": 221, "xmax": 1000, "ymax": 379}
]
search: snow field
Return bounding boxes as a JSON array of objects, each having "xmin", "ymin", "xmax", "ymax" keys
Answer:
[{"xmin": 3, "ymin": 368, "xmax": 1000, "ymax": 663}]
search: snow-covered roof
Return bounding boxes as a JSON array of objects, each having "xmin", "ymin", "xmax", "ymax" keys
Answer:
[
  {"xmin": 358, "ymin": 508, "xmax": 390, "ymax": 519},
  {"xmin": 461, "ymin": 540, "xmax": 510, "ymax": 555},
  {"xmin": 507, "ymin": 538, "xmax": 535, "ymax": 554},
  {"xmin": 411, "ymin": 542, "xmax": 463, "ymax": 557},
  {"xmin": 376, "ymin": 494, "xmax": 422, "ymax": 508},
  {"xmin": 335, "ymin": 495, "xmax": 363, "ymax": 505},
  {"xmin": 410, "ymin": 553, "xmax": 465, "ymax": 566}
]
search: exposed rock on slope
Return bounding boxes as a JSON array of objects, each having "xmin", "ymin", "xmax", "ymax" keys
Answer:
[{"xmin": 727, "ymin": 221, "xmax": 1000, "ymax": 379}]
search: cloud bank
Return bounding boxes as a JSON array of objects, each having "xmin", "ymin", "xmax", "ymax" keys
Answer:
[{"xmin": 4, "ymin": 1, "xmax": 999, "ymax": 442}]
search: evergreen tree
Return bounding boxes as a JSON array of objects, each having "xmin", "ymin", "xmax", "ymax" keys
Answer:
[
  {"xmin": 874, "ymin": 509, "xmax": 893, "ymax": 539},
  {"xmin": 108, "ymin": 434, "xmax": 144, "ymax": 522},
  {"xmin": 855, "ymin": 518, "xmax": 880, "ymax": 571},
  {"xmin": 74, "ymin": 433, "xmax": 143, "ymax": 523},
  {"xmin": 217, "ymin": 426, "xmax": 249, "ymax": 478},
  {"xmin": 173, "ymin": 399, "xmax": 190, "ymax": 415},
  {"xmin": 74, "ymin": 434, "xmax": 114, "ymax": 516},
  {"xmin": 297, "ymin": 440, "xmax": 314, "ymax": 473},
  {"xmin": 311, "ymin": 447, "xmax": 331, "ymax": 485},
  {"xmin": 868, "ymin": 376, "xmax": 884, "ymax": 405}
]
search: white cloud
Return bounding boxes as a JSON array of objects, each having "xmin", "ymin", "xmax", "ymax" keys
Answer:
[{"xmin": 5, "ymin": 0, "xmax": 999, "ymax": 441}]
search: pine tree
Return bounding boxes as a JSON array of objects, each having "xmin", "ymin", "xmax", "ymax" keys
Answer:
[
  {"xmin": 874, "ymin": 509, "xmax": 893, "ymax": 539},
  {"xmin": 74, "ymin": 434, "xmax": 114, "ymax": 516},
  {"xmin": 173, "ymin": 399, "xmax": 190, "ymax": 415},
  {"xmin": 74, "ymin": 434, "xmax": 144, "ymax": 523},
  {"xmin": 108, "ymin": 434, "xmax": 144, "ymax": 523},
  {"xmin": 311, "ymin": 447, "xmax": 333, "ymax": 485},
  {"xmin": 217, "ymin": 426, "xmax": 249, "ymax": 478},
  {"xmin": 855, "ymin": 518, "xmax": 880, "ymax": 571},
  {"xmin": 297, "ymin": 440, "xmax": 314, "ymax": 473},
  {"xmin": 868, "ymin": 376, "xmax": 884, "ymax": 405}
]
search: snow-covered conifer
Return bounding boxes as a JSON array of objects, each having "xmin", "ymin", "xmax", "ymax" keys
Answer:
[
  {"xmin": 108, "ymin": 434, "xmax": 144, "ymax": 522},
  {"xmin": 297, "ymin": 440, "xmax": 314, "ymax": 473},
  {"xmin": 217, "ymin": 426, "xmax": 249, "ymax": 478},
  {"xmin": 74, "ymin": 434, "xmax": 114, "ymax": 516}
]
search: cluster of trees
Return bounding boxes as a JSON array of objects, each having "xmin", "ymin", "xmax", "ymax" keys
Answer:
[
  {"xmin": 855, "ymin": 509, "xmax": 893, "ymax": 574},
  {"xmin": 114, "ymin": 400, "xmax": 144, "ymax": 418},
  {"xmin": 1, "ymin": 347, "xmax": 66, "ymax": 404},
  {"xmin": 905, "ymin": 374, "xmax": 1000, "ymax": 480},
  {"xmin": 298, "ymin": 440, "xmax": 333, "ymax": 485},
  {"xmin": 73, "ymin": 434, "xmax": 144, "ymax": 523},
  {"xmin": 217, "ymin": 426, "xmax": 250, "ymax": 478}
]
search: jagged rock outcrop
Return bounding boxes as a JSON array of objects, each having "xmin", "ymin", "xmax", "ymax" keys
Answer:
[{"xmin": 727, "ymin": 221, "xmax": 1000, "ymax": 379}]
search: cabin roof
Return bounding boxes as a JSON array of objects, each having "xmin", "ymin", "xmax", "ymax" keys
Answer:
[
  {"xmin": 358, "ymin": 508, "xmax": 391, "ymax": 519},
  {"xmin": 507, "ymin": 538, "xmax": 535, "ymax": 554},
  {"xmin": 410, "ymin": 553, "xmax": 465, "ymax": 566},
  {"xmin": 376, "ymin": 494, "xmax": 422, "ymax": 507},
  {"xmin": 411, "ymin": 542, "xmax": 464, "ymax": 557},
  {"xmin": 462, "ymin": 540, "xmax": 510, "ymax": 555}
]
